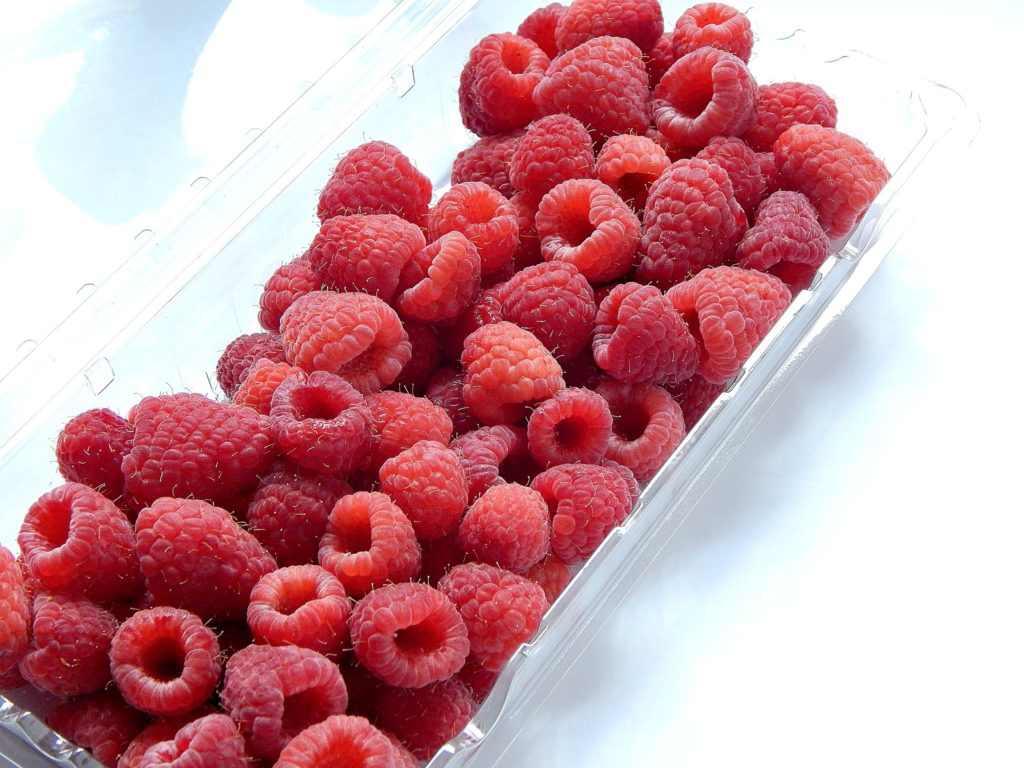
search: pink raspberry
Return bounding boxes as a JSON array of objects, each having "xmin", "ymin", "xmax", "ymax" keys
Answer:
[
  {"xmin": 118, "ymin": 711, "xmax": 217, "ymax": 768},
  {"xmin": 375, "ymin": 679, "xmax": 475, "ymax": 761},
  {"xmin": 534, "ymin": 36, "xmax": 650, "ymax": 140},
  {"xmin": 137, "ymin": 714, "xmax": 248, "ymax": 768},
  {"xmin": 451, "ymin": 424, "xmax": 533, "ymax": 500},
  {"xmin": 258, "ymin": 255, "xmax": 322, "ymax": 333},
  {"xmin": 440, "ymin": 284, "xmax": 505, "ymax": 362},
  {"xmin": 380, "ymin": 441, "xmax": 469, "ymax": 541},
  {"xmin": 646, "ymin": 32, "xmax": 677, "ymax": 86},
  {"xmin": 667, "ymin": 374, "xmax": 726, "ymax": 429},
  {"xmin": 247, "ymin": 565, "xmax": 350, "ymax": 657},
  {"xmin": 735, "ymin": 190, "xmax": 829, "ymax": 271},
  {"xmin": 695, "ymin": 135, "xmax": 766, "ymax": 214},
  {"xmin": 221, "ymin": 643, "xmax": 349, "ymax": 762},
  {"xmin": 509, "ymin": 114, "xmax": 595, "ymax": 200},
  {"xmin": 275, "ymin": 715, "xmax": 398, "ymax": 768},
  {"xmin": 517, "ymin": 3, "xmax": 566, "ymax": 59},
  {"xmin": 395, "ymin": 233, "xmax": 481, "ymax": 324},
  {"xmin": 743, "ymin": 81, "xmax": 838, "ymax": 153},
  {"xmin": 109, "ymin": 607, "xmax": 221, "ymax": 717},
  {"xmin": 451, "ymin": 131, "xmax": 524, "ymax": 198},
  {"xmin": 774, "ymin": 124, "xmax": 890, "ymax": 238},
  {"xmin": 459, "ymin": 33, "xmax": 549, "ymax": 136},
  {"xmin": 595, "ymin": 134, "xmax": 672, "ymax": 214},
  {"xmin": 55, "ymin": 408, "xmax": 133, "ymax": 500},
  {"xmin": 667, "ymin": 265, "xmax": 792, "ymax": 383},
  {"xmin": 525, "ymin": 554, "xmax": 573, "ymax": 604},
  {"xmin": 601, "ymin": 457, "xmax": 641, "ymax": 505},
  {"xmin": 308, "ymin": 214, "xmax": 426, "ymax": 303},
  {"xmin": 426, "ymin": 368, "xmax": 481, "ymax": 436},
  {"xmin": 234, "ymin": 358, "xmax": 305, "ymax": 415},
  {"xmin": 318, "ymin": 141, "xmax": 432, "ymax": 226},
  {"xmin": 349, "ymin": 582, "xmax": 469, "ymax": 688},
  {"xmin": 280, "ymin": 290, "xmax": 411, "ymax": 393},
  {"xmin": 555, "ymin": 0, "xmax": 663, "ymax": 53},
  {"xmin": 136, "ymin": 497, "xmax": 275, "ymax": 622},
  {"xmin": 46, "ymin": 691, "xmax": 147, "ymax": 768},
  {"xmin": 671, "ymin": 2, "xmax": 753, "ymax": 62},
  {"xmin": 527, "ymin": 387, "xmax": 613, "ymax": 468},
  {"xmin": 365, "ymin": 391, "xmax": 454, "ymax": 471},
  {"xmin": 18, "ymin": 482, "xmax": 140, "ymax": 603},
  {"xmin": 459, "ymin": 483, "xmax": 551, "ymax": 572},
  {"xmin": 215, "ymin": 332, "xmax": 286, "ymax": 398},
  {"xmin": 597, "ymin": 380, "xmax": 686, "ymax": 482},
  {"xmin": 428, "ymin": 182, "xmax": 519, "ymax": 278},
  {"xmin": 318, "ymin": 491, "xmax": 421, "ymax": 598},
  {"xmin": 0, "ymin": 547, "xmax": 30, "ymax": 676},
  {"xmin": 392, "ymin": 322, "xmax": 442, "ymax": 395}
]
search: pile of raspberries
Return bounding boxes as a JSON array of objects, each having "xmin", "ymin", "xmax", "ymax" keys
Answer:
[{"xmin": 0, "ymin": 2, "xmax": 889, "ymax": 766}]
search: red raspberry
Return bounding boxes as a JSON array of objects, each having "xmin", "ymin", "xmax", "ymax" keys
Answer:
[
  {"xmin": 439, "ymin": 562, "xmax": 548, "ymax": 672},
  {"xmin": 233, "ymin": 358, "xmax": 304, "ymax": 415},
  {"xmin": 517, "ymin": 3, "xmax": 567, "ymax": 59},
  {"xmin": 671, "ymin": 2, "xmax": 753, "ymax": 62},
  {"xmin": 527, "ymin": 387, "xmax": 612, "ymax": 467},
  {"xmin": 246, "ymin": 467, "xmax": 351, "ymax": 566},
  {"xmin": 451, "ymin": 131, "xmax": 524, "ymax": 198},
  {"xmin": 318, "ymin": 141, "xmax": 431, "ymax": 226},
  {"xmin": 534, "ymin": 36, "xmax": 650, "ymax": 140},
  {"xmin": 417, "ymin": 534, "xmax": 470, "ymax": 587},
  {"xmin": 136, "ymin": 497, "xmax": 276, "ymax": 622},
  {"xmin": 555, "ymin": 0, "xmax": 663, "ymax": 53},
  {"xmin": 428, "ymin": 183, "xmax": 519, "ymax": 278},
  {"xmin": 19, "ymin": 593, "xmax": 117, "ymax": 696},
  {"xmin": 274, "ymin": 715, "xmax": 398, "ymax": 768},
  {"xmin": 602, "ymin": 457, "xmax": 641, "ymax": 505},
  {"xmin": 536, "ymin": 178, "xmax": 640, "ymax": 284},
  {"xmin": 109, "ymin": 607, "xmax": 221, "ymax": 717},
  {"xmin": 55, "ymin": 408, "xmax": 133, "ymax": 500},
  {"xmin": 767, "ymin": 259, "xmax": 820, "ymax": 294},
  {"xmin": 118, "ymin": 710, "xmax": 217, "ymax": 768},
  {"xmin": 695, "ymin": 135, "xmax": 766, "ymax": 214},
  {"xmin": 0, "ymin": 547, "xmax": 30, "ymax": 675},
  {"xmin": 426, "ymin": 368, "xmax": 481, "ymax": 436},
  {"xmin": 637, "ymin": 158, "xmax": 747, "ymax": 287},
  {"xmin": 525, "ymin": 554, "xmax": 573, "ymax": 604},
  {"xmin": 392, "ymin": 322, "xmax": 442, "ymax": 395},
  {"xmin": 258, "ymin": 255, "xmax": 322, "ymax": 333},
  {"xmin": 509, "ymin": 114, "xmax": 595, "ymax": 200},
  {"xmin": 137, "ymin": 714, "xmax": 248, "ymax": 768},
  {"xmin": 19, "ymin": 482, "xmax": 140, "ymax": 603},
  {"xmin": 595, "ymin": 134, "xmax": 672, "ymax": 214},
  {"xmin": 646, "ymin": 32, "xmax": 677, "ymax": 86},
  {"xmin": 247, "ymin": 565, "xmax": 351, "ymax": 657},
  {"xmin": 666, "ymin": 373, "xmax": 726, "ymax": 428},
  {"xmin": 498, "ymin": 261, "xmax": 596, "ymax": 360},
  {"xmin": 221, "ymin": 643, "xmax": 349, "ymax": 761},
  {"xmin": 667, "ymin": 265, "xmax": 791, "ymax": 383},
  {"xmin": 349, "ymin": 582, "xmax": 469, "ymax": 688},
  {"xmin": 592, "ymin": 282, "xmax": 699, "ymax": 384},
  {"xmin": 509, "ymin": 190, "xmax": 544, "ymax": 271},
  {"xmin": 46, "ymin": 691, "xmax": 147, "ymax": 768},
  {"xmin": 774, "ymin": 124, "xmax": 890, "ymax": 238},
  {"xmin": 395, "ymin": 233, "xmax": 481, "ymax": 324},
  {"xmin": 743, "ymin": 81, "xmax": 839, "ymax": 153},
  {"xmin": 736, "ymin": 190, "xmax": 829, "ymax": 271},
  {"xmin": 459, "ymin": 483, "xmax": 551, "ymax": 572},
  {"xmin": 451, "ymin": 425, "xmax": 533, "ymax": 500},
  {"xmin": 459, "ymin": 33, "xmax": 549, "ymax": 136},
  {"xmin": 596, "ymin": 380, "xmax": 686, "ymax": 482},
  {"xmin": 280, "ymin": 291, "xmax": 412, "ymax": 393},
  {"xmin": 380, "ymin": 441, "xmax": 469, "ymax": 541},
  {"xmin": 462, "ymin": 321, "xmax": 565, "ymax": 425},
  {"xmin": 123, "ymin": 393, "xmax": 277, "ymax": 507},
  {"xmin": 318, "ymin": 491, "xmax": 421, "ymax": 598},
  {"xmin": 440, "ymin": 284, "xmax": 505, "ymax": 362},
  {"xmin": 365, "ymin": 391, "xmax": 454, "ymax": 471},
  {"xmin": 215, "ymin": 332, "xmax": 286, "ymax": 398},
  {"xmin": 375, "ymin": 679, "xmax": 475, "ymax": 761}
]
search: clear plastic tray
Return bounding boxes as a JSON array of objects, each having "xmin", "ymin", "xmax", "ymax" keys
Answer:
[{"xmin": 0, "ymin": 1, "xmax": 977, "ymax": 766}]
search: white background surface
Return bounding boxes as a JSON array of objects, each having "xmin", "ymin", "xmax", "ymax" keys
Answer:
[{"xmin": 2, "ymin": 1, "xmax": 1022, "ymax": 767}]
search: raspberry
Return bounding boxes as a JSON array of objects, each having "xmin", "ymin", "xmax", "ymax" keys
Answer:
[
  {"xmin": 136, "ymin": 714, "xmax": 248, "ymax": 768},
  {"xmin": 509, "ymin": 114, "xmax": 595, "ymax": 201},
  {"xmin": 774, "ymin": 124, "xmax": 890, "ymax": 238},
  {"xmin": 215, "ymin": 332, "xmax": 286, "ymax": 398},
  {"xmin": 426, "ymin": 368, "xmax": 481, "ymax": 436},
  {"xmin": 110, "ymin": 607, "xmax": 221, "ymax": 717},
  {"xmin": 46, "ymin": 691, "xmax": 147, "ymax": 768},
  {"xmin": 646, "ymin": 32, "xmax": 677, "ymax": 86},
  {"xmin": 55, "ymin": 408, "xmax": 133, "ymax": 500},
  {"xmin": 768, "ymin": 258, "xmax": 820, "ymax": 294},
  {"xmin": 695, "ymin": 135, "xmax": 766, "ymax": 214},
  {"xmin": 451, "ymin": 131, "xmax": 524, "ymax": 198},
  {"xmin": 258, "ymin": 255, "xmax": 322, "ymax": 333},
  {"xmin": 595, "ymin": 134, "xmax": 672, "ymax": 214},
  {"xmin": 509, "ymin": 190, "xmax": 544, "ymax": 270},
  {"xmin": 0, "ymin": 547, "xmax": 30, "ymax": 675},
  {"xmin": 671, "ymin": 2, "xmax": 753, "ymax": 62},
  {"xmin": 602, "ymin": 457, "xmax": 641, "ymax": 505},
  {"xmin": 349, "ymin": 582, "xmax": 469, "ymax": 688},
  {"xmin": 592, "ymin": 282, "xmax": 699, "ymax": 384},
  {"xmin": 440, "ymin": 284, "xmax": 505, "ymax": 362},
  {"xmin": 459, "ymin": 33, "xmax": 549, "ymax": 136},
  {"xmin": 318, "ymin": 141, "xmax": 431, "ymax": 226},
  {"xmin": 221, "ymin": 643, "xmax": 349, "ymax": 762},
  {"xmin": 527, "ymin": 387, "xmax": 613, "ymax": 467},
  {"xmin": 439, "ymin": 562, "xmax": 548, "ymax": 672},
  {"xmin": 555, "ymin": 0, "xmax": 663, "ymax": 53},
  {"xmin": 451, "ymin": 425, "xmax": 532, "ymax": 500},
  {"xmin": 235, "ymin": 358, "xmax": 306, "ymax": 418},
  {"xmin": 318, "ymin": 491, "xmax": 421, "ymax": 598},
  {"xmin": 136, "ymin": 497, "xmax": 276, "ymax": 622},
  {"xmin": 461, "ymin": 321, "xmax": 565, "ymax": 425},
  {"xmin": 743, "ymin": 81, "xmax": 839, "ymax": 153},
  {"xmin": 246, "ymin": 467, "xmax": 351, "ymax": 566},
  {"xmin": 667, "ymin": 265, "xmax": 792, "ymax": 383},
  {"xmin": 517, "ymin": 3, "xmax": 566, "ymax": 59},
  {"xmin": 275, "ymin": 715, "xmax": 398, "ymax": 768},
  {"xmin": 417, "ymin": 534, "xmax": 470, "ymax": 586},
  {"xmin": 374, "ymin": 679, "xmax": 475, "ymax": 761},
  {"xmin": 532, "ymin": 463, "xmax": 635, "ymax": 563},
  {"xmin": 247, "ymin": 565, "xmax": 351, "ymax": 657},
  {"xmin": 667, "ymin": 373, "xmax": 726, "ymax": 428},
  {"xmin": 365, "ymin": 391, "xmax": 454, "ymax": 471},
  {"xmin": 428, "ymin": 183, "xmax": 519, "ymax": 278},
  {"xmin": 18, "ymin": 482, "xmax": 140, "ymax": 603},
  {"xmin": 735, "ymin": 190, "xmax": 829, "ymax": 272},
  {"xmin": 280, "ymin": 291, "xmax": 412, "ymax": 393},
  {"xmin": 637, "ymin": 158, "xmax": 747, "ymax": 287},
  {"xmin": 525, "ymin": 554, "xmax": 573, "ymax": 604},
  {"xmin": 19, "ymin": 593, "xmax": 117, "ymax": 696},
  {"xmin": 269, "ymin": 371, "xmax": 374, "ymax": 475},
  {"xmin": 380, "ymin": 441, "xmax": 469, "ymax": 541},
  {"xmin": 459, "ymin": 483, "xmax": 551, "ymax": 572},
  {"xmin": 395, "ymin": 233, "xmax": 482, "ymax": 324},
  {"xmin": 118, "ymin": 710, "xmax": 217, "ymax": 768},
  {"xmin": 498, "ymin": 261, "xmax": 596, "ymax": 359},
  {"xmin": 392, "ymin": 322, "xmax": 442, "ymax": 395},
  {"xmin": 122, "ymin": 393, "xmax": 277, "ymax": 507},
  {"xmin": 533, "ymin": 36, "xmax": 650, "ymax": 140},
  {"xmin": 596, "ymin": 380, "xmax": 686, "ymax": 482}
]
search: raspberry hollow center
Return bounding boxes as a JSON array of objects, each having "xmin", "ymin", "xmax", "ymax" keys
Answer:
[
  {"xmin": 274, "ymin": 578, "xmax": 320, "ymax": 616},
  {"xmin": 675, "ymin": 73, "xmax": 715, "ymax": 118},
  {"xmin": 614, "ymin": 407, "xmax": 650, "ymax": 442},
  {"xmin": 141, "ymin": 635, "xmax": 186, "ymax": 682},
  {"xmin": 501, "ymin": 42, "xmax": 529, "ymax": 75},
  {"xmin": 395, "ymin": 620, "xmax": 446, "ymax": 654},
  {"xmin": 38, "ymin": 502, "xmax": 72, "ymax": 549},
  {"xmin": 281, "ymin": 688, "xmax": 336, "ymax": 739},
  {"xmin": 294, "ymin": 388, "xmax": 344, "ymax": 421},
  {"xmin": 339, "ymin": 508, "xmax": 373, "ymax": 554},
  {"xmin": 554, "ymin": 416, "xmax": 588, "ymax": 448}
]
